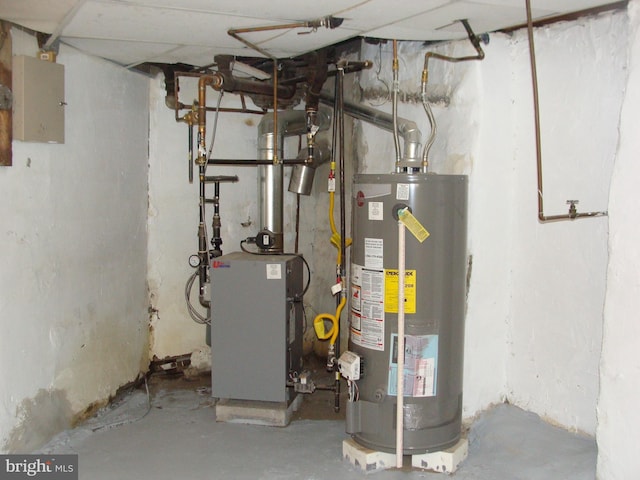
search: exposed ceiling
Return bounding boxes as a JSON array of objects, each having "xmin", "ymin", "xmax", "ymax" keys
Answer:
[{"xmin": 0, "ymin": 0, "xmax": 622, "ymax": 68}]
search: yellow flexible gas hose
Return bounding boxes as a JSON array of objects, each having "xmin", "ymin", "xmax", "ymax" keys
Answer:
[
  {"xmin": 328, "ymin": 191, "xmax": 352, "ymax": 264},
  {"xmin": 313, "ymin": 296, "xmax": 346, "ymax": 345},
  {"xmin": 313, "ymin": 176, "xmax": 352, "ymax": 346}
]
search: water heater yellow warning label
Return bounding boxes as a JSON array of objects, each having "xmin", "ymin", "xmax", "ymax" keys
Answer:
[{"xmin": 384, "ymin": 269, "xmax": 416, "ymax": 313}]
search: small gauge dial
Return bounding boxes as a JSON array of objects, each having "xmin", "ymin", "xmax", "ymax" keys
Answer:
[{"xmin": 188, "ymin": 254, "xmax": 201, "ymax": 268}]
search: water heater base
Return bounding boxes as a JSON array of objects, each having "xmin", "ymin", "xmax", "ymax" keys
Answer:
[{"xmin": 343, "ymin": 436, "xmax": 468, "ymax": 474}]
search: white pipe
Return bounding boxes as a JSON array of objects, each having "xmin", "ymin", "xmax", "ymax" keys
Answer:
[{"xmin": 396, "ymin": 220, "xmax": 406, "ymax": 468}]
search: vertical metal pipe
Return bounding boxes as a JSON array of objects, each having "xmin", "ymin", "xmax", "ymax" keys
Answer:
[
  {"xmin": 197, "ymin": 161, "xmax": 209, "ymax": 308},
  {"xmin": 188, "ymin": 124, "xmax": 194, "ymax": 183},
  {"xmin": 273, "ymin": 60, "xmax": 279, "ymax": 164},
  {"xmin": 524, "ymin": 0, "xmax": 607, "ymax": 222},
  {"xmin": 330, "ymin": 72, "xmax": 341, "ymax": 410},
  {"xmin": 392, "ymin": 40, "xmax": 402, "ymax": 171},
  {"xmin": 525, "ymin": 0, "xmax": 545, "ymax": 222},
  {"xmin": 211, "ymin": 181, "xmax": 222, "ymax": 257},
  {"xmin": 257, "ymin": 129, "xmax": 284, "ymax": 252},
  {"xmin": 330, "ymin": 73, "xmax": 342, "ymax": 407},
  {"xmin": 336, "ymin": 67, "xmax": 347, "ymax": 413},
  {"xmin": 258, "ymin": 110, "xmax": 322, "ymax": 252},
  {"xmin": 420, "ymin": 20, "xmax": 484, "ymax": 171}
]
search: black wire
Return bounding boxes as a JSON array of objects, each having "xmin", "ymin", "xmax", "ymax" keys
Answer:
[{"xmin": 239, "ymin": 238, "xmax": 311, "ymax": 298}]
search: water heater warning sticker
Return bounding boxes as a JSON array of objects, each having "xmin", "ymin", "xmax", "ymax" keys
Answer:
[
  {"xmin": 368, "ymin": 201, "xmax": 384, "ymax": 221},
  {"xmin": 388, "ymin": 334, "xmax": 438, "ymax": 397},
  {"xmin": 350, "ymin": 264, "xmax": 385, "ymax": 351},
  {"xmin": 384, "ymin": 269, "xmax": 416, "ymax": 314},
  {"xmin": 364, "ymin": 238, "xmax": 384, "ymax": 269},
  {"xmin": 396, "ymin": 183, "xmax": 410, "ymax": 201}
]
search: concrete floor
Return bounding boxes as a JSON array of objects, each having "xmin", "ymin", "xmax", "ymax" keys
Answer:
[{"xmin": 39, "ymin": 375, "xmax": 596, "ymax": 480}]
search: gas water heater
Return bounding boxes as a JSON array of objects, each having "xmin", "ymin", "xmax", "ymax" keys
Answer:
[{"xmin": 345, "ymin": 173, "xmax": 467, "ymax": 454}]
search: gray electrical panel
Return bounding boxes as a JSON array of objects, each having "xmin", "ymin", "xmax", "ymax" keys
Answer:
[
  {"xmin": 12, "ymin": 55, "xmax": 65, "ymax": 143},
  {"xmin": 210, "ymin": 252, "xmax": 304, "ymax": 404}
]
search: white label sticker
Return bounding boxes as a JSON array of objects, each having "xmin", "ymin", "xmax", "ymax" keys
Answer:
[
  {"xmin": 351, "ymin": 263, "xmax": 362, "ymax": 286},
  {"xmin": 368, "ymin": 201, "xmax": 384, "ymax": 221},
  {"xmin": 350, "ymin": 265, "xmax": 385, "ymax": 351},
  {"xmin": 364, "ymin": 238, "xmax": 384, "ymax": 269},
  {"xmin": 266, "ymin": 263, "xmax": 282, "ymax": 279},
  {"xmin": 396, "ymin": 183, "xmax": 410, "ymax": 201}
]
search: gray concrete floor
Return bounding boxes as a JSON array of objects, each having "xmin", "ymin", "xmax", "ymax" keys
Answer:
[{"xmin": 39, "ymin": 374, "xmax": 596, "ymax": 480}]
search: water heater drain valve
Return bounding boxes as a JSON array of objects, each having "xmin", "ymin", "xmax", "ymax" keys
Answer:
[{"xmin": 338, "ymin": 351, "xmax": 362, "ymax": 380}]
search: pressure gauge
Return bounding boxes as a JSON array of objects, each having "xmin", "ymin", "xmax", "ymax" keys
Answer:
[{"xmin": 188, "ymin": 254, "xmax": 201, "ymax": 268}]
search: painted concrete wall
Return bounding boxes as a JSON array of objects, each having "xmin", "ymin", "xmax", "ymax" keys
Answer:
[
  {"xmin": 597, "ymin": 1, "xmax": 640, "ymax": 478},
  {"xmin": 506, "ymin": 13, "xmax": 626, "ymax": 436},
  {"xmin": 0, "ymin": 30, "xmax": 150, "ymax": 452},
  {"xmin": 148, "ymin": 75, "xmax": 257, "ymax": 359},
  {"xmin": 357, "ymin": 9, "xmax": 626, "ymax": 433}
]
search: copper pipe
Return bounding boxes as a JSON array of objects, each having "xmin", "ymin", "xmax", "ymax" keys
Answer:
[
  {"xmin": 392, "ymin": 39, "xmax": 402, "ymax": 170},
  {"xmin": 421, "ymin": 19, "xmax": 485, "ymax": 171},
  {"xmin": 197, "ymin": 74, "xmax": 223, "ymax": 166},
  {"xmin": 228, "ymin": 17, "xmax": 342, "ymax": 60},
  {"xmin": 503, "ymin": 1, "xmax": 627, "ymax": 33},
  {"xmin": 525, "ymin": 0, "xmax": 607, "ymax": 222},
  {"xmin": 228, "ymin": 23, "xmax": 300, "ymax": 60},
  {"xmin": 228, "ymin": 15, "xmax": 344, "ymax": 165},
  {"xmin": 178, "ymin": 103, "xmax": 265, "ymax": 116},
  {"xmin": 174, "ymin": 70, "xmax": 295, "ymax": 110},
  {"xmin": 422, "ymin": 19, "xmax": 485, "ymax": 73}
]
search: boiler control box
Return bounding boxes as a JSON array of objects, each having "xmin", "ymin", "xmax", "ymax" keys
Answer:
[{"xmin": 210, "ymin": 251, "xmax": 304, "ymax": 404}]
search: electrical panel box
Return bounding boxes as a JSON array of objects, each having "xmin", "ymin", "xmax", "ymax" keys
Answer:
[
  {"xmin": 210, "ymin": 252, "xmax": 304, "ymax": 403},
  {"xmin": 12, "ymin": 55, "xmax": 65, "ymax": 143}
]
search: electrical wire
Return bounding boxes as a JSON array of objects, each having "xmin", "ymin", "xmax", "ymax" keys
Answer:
[
  {"xmin": 347, "ymin": 379, "xmax": 360, "ymax": 402},
  {"xmin": 367, "ymin": 42, "xmax": 390, "ymax": 107},
  {"xmin": 91, "ymin": 377, "xmax": 152, "ymax": 432},
  {"xmin": 185, "ymin": 270, "xmax": 209, "ymax": 324},
  {"xmin": 206, "ymin": 91, "xmax": 224, "ymax": 162}
]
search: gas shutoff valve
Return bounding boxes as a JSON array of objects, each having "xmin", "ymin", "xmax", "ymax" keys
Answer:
[{"xmin": 338, "ymin": 351, "xmax": 363, "ymax": 380}]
